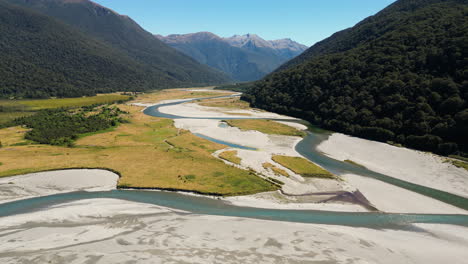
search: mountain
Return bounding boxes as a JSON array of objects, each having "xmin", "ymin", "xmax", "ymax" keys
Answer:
[
  {"xmin": 224, "ymin": 34, "xmax": 307, "ymax": 61},
  {"xmin": 0, "ymin": 0, "xmax": 159, "ymax": 98},
  {"xmin": 244, "ymin": 0, "xmax": 468, "ymax": 157},
  {"xmin": 157, "ymin": 32, "xmax": 307, "ymax": 81},
  {"xmin": 2, "ymin": 0, "xmax": 230, "ymax": 98}
]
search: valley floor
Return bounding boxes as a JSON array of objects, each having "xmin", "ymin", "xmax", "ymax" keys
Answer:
[{"xmin": 1, "ymin": 88, "xmax": 468, "ymax": 263}]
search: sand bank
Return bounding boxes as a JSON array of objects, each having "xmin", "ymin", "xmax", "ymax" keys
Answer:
[
  {"xmin": 0, "ymin": 169, "xmax": 119, "ymax": 204},
  {"xmin": 1, "ymin": 198, "xmax": 467, "ymax": 264},
  {"xmin": 317, "ymin": 133, "xmax": 468, "ymax": 198},
  {"xmin": 160, "ymin": 102, "xmax": 297, "ymax": 119}
]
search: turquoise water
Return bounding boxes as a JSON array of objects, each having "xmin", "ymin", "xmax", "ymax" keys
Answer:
[
  {"xmin": 1, "ymin": 94, "xmax": 468, "ymax": 228},
  {"xmin": 1, "ymin": 190, "xmax": 468, "ymax": 228}
]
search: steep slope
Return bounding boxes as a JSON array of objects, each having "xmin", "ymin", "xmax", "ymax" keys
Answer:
[
  {"xmin": 158, "ymin": 32, "xmax": 307, "ymax": 81},
  {"xmin": 6, "ymin": 0, "xmax": 230, "ymax": 90},
  {"xmin": 0, "ymin": 0, "xmax": 165, "ymax": 98},
  {"xmin": 245, "ymin": 0, "xmax": 468, "ymax": 157},
  {"xmin": 277, "ymin": 0, "xmax": 464, "ymax": 71}
]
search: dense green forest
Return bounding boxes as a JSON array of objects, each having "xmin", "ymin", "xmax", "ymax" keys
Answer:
[
  {"xmin": 0, "ymin": 0, "xmax": 229, "ymax": 99},
  {"xmin": 244, "ymin": 0, "xmax": 468, "ymax": 157},
  {"xmin": 13, "ymin": 105, "xmax": 127, "ymax": 146}
]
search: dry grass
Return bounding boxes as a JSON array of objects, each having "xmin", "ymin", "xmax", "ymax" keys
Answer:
[
  {"xmin": 272, "ymin": 155, "xmax": 335, "ymax": 179},
  {"xmin": 197, "ymin": 97, "xmax": 250, "ymax": 109},
  {"xmin": 132, "ymin": 88, "xmax": 236, "ymax": 105},
  {"xmin": 219, "ymin": 150, "xmax": 242, "ymax": 165},
  {"xmin": 344, "ymin": 159, "xmax": 366, "ymax": 168},
  {"xmin": 0, "ymin": 126, "xmax": 30, "ymax": 146},
  {"xmin": 18, "ymin": 94, "xmax": 131, "ymax": 110},
  {"xmin": 262, "ymin": 162, "xmax": 289, "ymax": 177},
  {"xmin": 226, "ymin": 119, "xmax": 306, "ymax": 137},
  {"xmin": 450, "ymin": 160, "xmax": 468, "ymax": 172},
  {"xmin": 0, "ymin": 90, "xmax": 277, "ymax": 196}
]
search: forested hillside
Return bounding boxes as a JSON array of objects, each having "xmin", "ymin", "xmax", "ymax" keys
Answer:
[
  {"xmin": 7, "ymin": 0, "xmax": 230, "ymax": 85},
  {"xmin": 0, "ymin": 0, "xmax": 229, "ymax": 98},
  {"xmin": 244, "ymin": 0, "xmax": 468, "ymax": 157}
]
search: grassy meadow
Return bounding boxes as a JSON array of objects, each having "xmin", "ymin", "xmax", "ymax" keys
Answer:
[
  {"xmin": 225, "ymin": 119, "xmax": 306, "ymax": 137},
  {"xmin": 197, "ymin": 97, "xmax": 250, "ymax": 109},
  {"xmin": 219, "ymin": 150, "xmax": 242, "ymax": 165},
  {"xmin": 0, "ymin": 94, "xmax": 131, "ymax": 125},
  {"xmin": 262, "ymin": 162, "xmax": 289, "ymax": 177},
  {"xmin": 272, "ymin": 155, "xmax": 336, "ymax": 179},
  {"xmin": 0, "ymin": 90, "xmax": 277, "ymax": 196}
]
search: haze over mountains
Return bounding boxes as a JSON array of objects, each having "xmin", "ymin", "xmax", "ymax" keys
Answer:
[
  {"xmin": 245, "ymin": 0, "xmax": 468, "ymax": 157},
  {"xmin": 0, "ymin": 0, "xmax": 230, "ymax": 98},
  {"xmin": 157, "ymin": 32, "xmax": 308, "ymax": 81}
]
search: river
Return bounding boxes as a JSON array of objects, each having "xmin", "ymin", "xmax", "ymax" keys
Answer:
[{"xmin": 1, "ymin": 94, "xmax": 467, "ymax": 228}]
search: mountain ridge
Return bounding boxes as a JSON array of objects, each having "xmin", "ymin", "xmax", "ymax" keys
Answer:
[{"xmin": 157, "ymin": 32, "xmax": 307, "ymax": 81}]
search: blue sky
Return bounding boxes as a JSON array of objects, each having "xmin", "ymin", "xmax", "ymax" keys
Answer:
[{"xmin": 93, "ymin": 0, "xmax": 396, "ymax": 46}]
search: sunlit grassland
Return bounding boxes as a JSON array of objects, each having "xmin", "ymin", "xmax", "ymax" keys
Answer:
[
  {"xmin": 225, "ymin": 119, "xmax": 307, "ymax": 137},
  {"xmin": 262, "ymin": 162, "xmax": 289, "ymax": 177},
  {"xmin": 0, "ymin": 90, "xmax": 277, "ymax": 196},
  {"xmin": 197, "ymin": 97, "xmax": 250, "ymax": 109},
  {"xmin": 0, "ymin": 126, "xmax": 30, "ymax": 146},
  {"xmin": 219, "ymin": 150, "xmax": 242, "ymax": 165},
  {"xmin": 272, "ymin": 155, "xmax": 336, "ymax": 179}
]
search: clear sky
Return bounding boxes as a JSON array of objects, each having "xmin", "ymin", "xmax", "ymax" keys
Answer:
[{"xmin": 93, "ymin": 0, "xmax": 397, "ymax": 46}]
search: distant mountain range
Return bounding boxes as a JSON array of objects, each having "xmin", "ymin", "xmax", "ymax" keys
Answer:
[
  {"xmin": 245, "ymin": 0, "xmax": 468, "ymax": 157},
  {"xmin": 1, "ymin": 0, "xmax": 230, "ymax": 98},
  {"xmin": 157, "ymin": 32, "xmax": 308, "ymax": 81}
]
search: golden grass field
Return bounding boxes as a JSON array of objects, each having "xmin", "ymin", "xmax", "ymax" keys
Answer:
[
  {"xmin": 0, "ymin": 89, "xmax": 277, "ymax": 196},
  {"xmin": 272, "ymin": 155, "xmax": 336, "ymax": 179},
  {"xmin": 197, "ymin": 97, "xmax": 250, "ymax": 109},
  {"xmin": 262, "ymin": 162, "xmax": 289, "ymax": 177},
  {"xmin": 225, "ymin": 119, "xmax": 307, "ymax": 137},
  {"xmin": 219, "ymin": 150, "xmax": 242, "ymax": 165}
]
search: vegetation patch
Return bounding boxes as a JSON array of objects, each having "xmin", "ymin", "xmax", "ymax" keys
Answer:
[
  {"xmin": 0, "ymin": 94, "xmax": 131, "ymax": 127},
  {"xmin": 267, "ymin": 177, "xmax": 285, "ymax": 186},
  {"xmin": 448, "ymin": 160, "xmax": 468, "ymax": 172},
  {"xmin": 13, "ymin": 106, "xmax": 128, "ymax": 146},
  {"xmin": 272, "ymin": 155, "xmax": 335, "ymax": 179},
  {"xmin": 198, "ymin": 97, "xmax": 250, "ymax": 109},
  {"xmin": 131, "ymin": 89, "xmax": 235, "ymax": 106},
  {"xmin": 0, "ymin": 126, "xmax": 30, "ymax": 146},
  {"xmin": 19, "ymin": 94, "xmax": 131, "ymax": 110},
  {"xmin": 344, "ymin": 159, "xmax": 366, "ymax": 169},
  {"xmin": 225, "ymin": 119, "xmax": 306, "ymax": 137},
  {"xmin": 262, "ymin": 162, "xmax": 289, "ymax": 177},
  {"xmin": 219, "ymin": 150, "xmax": 242, "ymax": 165}
]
